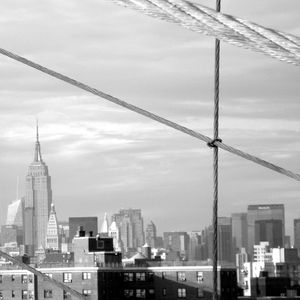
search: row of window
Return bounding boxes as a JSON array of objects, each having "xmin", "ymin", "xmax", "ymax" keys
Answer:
[
  {"xmin": 44, "ymin": 289, "xmax": 92, "ymax": 298},
  {"xmin": 123, "ymin": 288, "xmax": 204, "ymax": 299},
  {"xmin": 0, "ymin": 290, "xmax": 34, "ymax": 299},
  {"xmin": 45, "ymin": 272, "xmax": 92, "ymax": 283},
  {"xmin": 123, "ymin": 272, "xmax": 154, "ymax": 282},
  {"xmin": 0, "ymin": 274, "xmax": 33, "ymax": 284}
]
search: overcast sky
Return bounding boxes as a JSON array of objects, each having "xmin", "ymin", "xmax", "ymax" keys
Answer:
[{"xmin": 0, "ymin": 0, "xmax": 299, "ymax": 238}]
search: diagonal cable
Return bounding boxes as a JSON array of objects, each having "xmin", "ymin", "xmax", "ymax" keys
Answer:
[
  {"xmin": 0, "ymin": 250, "xmax": 87, "ymax": 300},
  {"xmin": 0, "ymin": 47, "xmax": 299, "ymax": 182}
]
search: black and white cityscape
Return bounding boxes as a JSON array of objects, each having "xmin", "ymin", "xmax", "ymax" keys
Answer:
[
  {"xmin": 1, "ymin": 0, "xmax": 300, "ymax": 299},
  {"xmin": 0, "ymin": 127, "xmax": 300, "ymax": 299}
]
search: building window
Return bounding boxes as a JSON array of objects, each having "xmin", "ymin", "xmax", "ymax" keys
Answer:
[
  {"xmin": 82, "ymin": 290, "xmax": 92, "ymax": 295},
  {"xmin": 44, "ymin": 290, "xmax": 53, "ymax": 298},
  {"xmin": 136, "ymin": 289, "xmax": 146, "ymax": 298},
  {"xmin": 22, "ymin": 275, "xmax": 28, "ymax": 284},
  {"xmin": 28, "ymin": 275, "xmax": 33, "ymax": 283},
  {"xmin": 124, "ymin": 289, "xmax": 134, "ymax": 299},
  {"xmin": 148, "ymin": 272, "xmax": 154, "ymax": 282},
  {"xmin": 0, "ymin": 291, "xmax": 3, "ymax": 299},
  {"xmin": 196, "ymin": 271, "xmax": 204, "ymax": 283},
  {"xmin": 148, "ymin": 289, "xmax": 155, "ymax": 298},
  {"xmin": 82, "ymin": 272, "xmax": 91, "ymax": 280},
  {"xmin": 12, "ymin": 290, "xmax": 16, "ymax": 298},
  {"xmin": 162, "ymin": 272, "xmax": 166, "ymax": 279},
  {"xmin": 45, "ymin": 273, "xmax": 53, "ymax": 279},
  {"xmin": 63, "ymin": 273, "xmax": 72, "ymax": 283},
  {"xmin": 11, "ymin": 275, "xmax": 15, "ymax": 282},
  {"xmin": 162, "ymin": 288, "xmax": 167, "ymax": 296},
  {"xmin": 136, "ymin": 272, "xmax": 146, "ymax": 281},
  {"xmin": 0, "ymin": 275, "xmax": 2, "ymax": 283},
  {"xmin": 22, "ymin": 290, "xmax": 28, "ymax": 299},
  {"xmin": 178, "ymin": 288, "xmax": 186, "ymax": 298},
  {"xmin": 124, "ymin": 272, "xmax": 134, "ymax": 282},
  {"xmin": 197, "ymin": 288, "xmax": 204, "ymax": 298},
  {"xmin": 63, "ymin": 290, "xmax": 71, "ymax": 299},
  {"xmin": 177, "ymin": 272, "xmax": 186, "ymax": 282}
]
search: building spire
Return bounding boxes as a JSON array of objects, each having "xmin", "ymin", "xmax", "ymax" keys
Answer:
[{"xmin": 34, "ymin": 119, "xmax": 43, "ymax": 162}]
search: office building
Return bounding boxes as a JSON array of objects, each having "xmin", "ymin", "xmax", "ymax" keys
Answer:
[
  {"xmin": 163, "ymin": 231, "xmax": 190, "ymax": 260},
  {"xmin": 218, "ymin": 217, "xmax": 233, "ymax": 263},
  {"xmin": 247, "ymin": 204, "xmax": 285, "ymax": 255},
  {"xmin": 6, "ymin": 198, "xmax": 24, "ymax": 228},
  {"xmin": 145, "ymin": 221, "xmax": 157, "ymax": 248},
  {"xmin": 45, "ymin": 203, "xmax": 60, "ymax": 251},
  {"xmin": 24, "ymin": 125, "xmax": 52, "ymax": 255},
  {"xmin": 254, "ymin": 219, "xmax": 283, "ymax": 248},
  {"xmin": 69, "ymin": 217, "xmax": 98, "ymax": 242},
  {"xmin": 188, "ymin": 231, "xmax": 201, "ymax": 261},
  {"xmin": 231, "ymin": 212, "xmax": 247, "ymax": 251},
  {"xmin": 294, "ymin": 219, "xmax": 300, "ymax": 249},
  {"xmin": 113, "ymin": 209, "xmax": 144, "ymax": 253},
  {"xmin": 100, "ymin": 213, "xmax": 109, "ymax": 234}
]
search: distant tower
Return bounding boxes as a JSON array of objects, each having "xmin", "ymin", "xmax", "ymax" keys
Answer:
[
  {"xmin": 294, "ymin": 219, "xmax": 300, "ymax": 249},
  {"xmin": 45, "ymin": 203, "xmax": 60, "ymax": 250},
  {"xmin": 24, "ymin": 123, "xmax": 52, "ymax": 255},
  {"xmin": 113, "ymin": 209, "xmax": 144, "ymax": 254},
  {"xmin": 145, "ymin": 221, "xmax": 157, "ymax": 248},
  {"xmin": 100, "ymin": 213, "xmax": 109, "ymax": 234},
  {"xmin": 109, "ymin": 219, "xmax": 121, "ymax": 251}
]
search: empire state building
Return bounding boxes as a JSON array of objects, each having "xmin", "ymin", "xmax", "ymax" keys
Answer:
[{"xmin": 24, "ymin": 125, "xmax": 52, "ymax": 255}]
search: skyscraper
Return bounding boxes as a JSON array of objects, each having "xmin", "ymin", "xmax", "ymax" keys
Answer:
[
  {"xmin": 293, "ymin": 219, "xmax": 300, "ymax": 249},
  {"xmin": 45, "ymin": 203, "xmax": 60, "ymax": 250},
  {"xmin": 218, "ymin": 217, "xmax": 233, "ymax": 263},
  {"xmin": 24, "ymin": 125, "xmax": 52, "ymax": 255},
  {"xmin": 232, "ymin": 213, "xmax": 248, "ymax": 251},
  {"xmin": 254, "ymin": 219, "xmax": 283, "ymax": 248},
  {"xmin": 145, "ymin": 221, "xmax": 157, "ymax": 248},
  {"xmin": 247, "ymin": 204, "xmax": 285, "ymax": 255},
  {"xmin": 113, "ymin": 209, "xmax": 144, "ymax": 253}
]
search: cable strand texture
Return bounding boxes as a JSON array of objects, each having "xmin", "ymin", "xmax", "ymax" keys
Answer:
[{"xmin": 109, "ymin": 0, "xmax": 300, "ymax": 66}]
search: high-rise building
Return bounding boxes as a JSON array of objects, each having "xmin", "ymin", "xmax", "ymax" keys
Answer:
[
  {"xmin": 163, "ymin": 231, "xmax": 190, "ymax": 260},
  {"xmin": 294, "ymin": 219, "xmax": 300, "ymax": 249},
  {"xmin": 188, "ymin": 231, "xmax": 202, "ymax": 261},
  {"xmin": 6, "ymin": 198, "xmax": 24, "ymax": 228},
  {"xmin": 24, "ymin": 125, "xmax": 52, "ymax": 255},
  {"xmin": 218, "ymin": 217, "xmax": 233, "ymax": 263},
  {"xmin": 69, "ymin": 217, "xmax": 98, "ymax": 242},
  {"xmin": 45, "ymin": 203, "xmax": 60, "ymax": 251},
  {"xmin": 108, "ymin": 220, "xmax": 121, "ymax": 251},
  {"xmin": 113, "ymin": 209, "xmax": 144, "ymax": 253},
  {"xmin": 247, "ymin": 204, "xmax": 285, "ymax": 255},
  {"xmin": 232, "ymin": 213, "xmax": 248, "ymax": 251},
  {"xmin": 145, "ymin": 221, "xmax": 157, "ymax": 248},
  {"xmin": 100, "ymin": 213, "xmax": 109, "ymax": 234},
  {"xmin": 254, "ymin": 219, "xmax": 283, "ymax": 248}
]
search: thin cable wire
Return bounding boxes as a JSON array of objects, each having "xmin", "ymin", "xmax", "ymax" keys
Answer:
[
  {"xmin": 212, "ymin": 1, "xmax": 220, "ymax": 298},
  {"xmin": 110, "ymin": 0, "xmax": 300, "ymax": 66},
  {"xmin": 0, "ymin": 48, "xmax": 300, "ymax": 183},
  {"xmin": 0, "ymin": 250, "xmax": 86, "ymax": 300}
]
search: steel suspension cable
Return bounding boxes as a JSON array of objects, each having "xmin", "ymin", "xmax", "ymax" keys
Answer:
[
  {"xmin": 110, "ymin": 0, "xmax": 300, "ymax": 66},
  {"xmin": 212, "ymin": 1, "xmax": 220, "ymax": 298},
  {"xmin": 0, "ymin": 48, "xmax": 300, "ymax": 183}
]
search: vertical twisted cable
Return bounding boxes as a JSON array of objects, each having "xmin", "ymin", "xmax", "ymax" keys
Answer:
[{"xmin": 213, "ymin": 0, "xmax": 221, "ymax": 299}]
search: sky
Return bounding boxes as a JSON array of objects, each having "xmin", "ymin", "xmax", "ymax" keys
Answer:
[{"xmin": 0, "ymin": 0, "xmax": 299, "ymax": 238}]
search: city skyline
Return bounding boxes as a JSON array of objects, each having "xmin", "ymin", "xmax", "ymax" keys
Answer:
[{"xmin": 0, "ymin": 0, "xmax": 300, "ymax": 237}]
